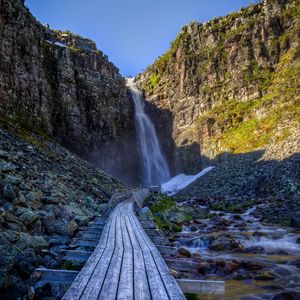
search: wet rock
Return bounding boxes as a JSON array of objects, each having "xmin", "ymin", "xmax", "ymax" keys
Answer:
[
  {"xmin": 255, "ymin": 271, "xmax": 275, "ymax": 281},
  {"xmin": 209, "ymin": 235, "xmax": 243, "ymax": 251},
  {"xmin": 252, "ymin": 231, "xmax": 266, "ymax": 238},
  {"xmin": 190, "ymin": 225, "xmax": 198, "ymax": 232},
  {"xmin": 177, "ymin": 247, "xmax": 192, "ymax": 258},
  {"xmin": 243, "ymin": 246, "xmax": 265, "ymax": 254},
  {"xmin": 197, "ymin": 261, "xmax": 214, "ymax": 275},
  {"xmin": 241, "ymin": 261, "xmax": 263, "ymax": 271},
  {"xmin": 271, "ymin": 292, "xmax": 300, "ymax": 300},
  {"xmin": 233, "ymin": 270, "xmax": 251, "ymax": 280},
  {"xmin": 290, "ymin": 211, "xmax": 300, "ymax": 228}
]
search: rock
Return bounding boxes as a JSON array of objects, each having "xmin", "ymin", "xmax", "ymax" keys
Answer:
[
  {"xmin": 290, "ymin": 212, "xmax": 300, "ymax": 228},
  {"xmin": 19, "ymin": 209, "xmax": 39, "ymax": 225},
  {"xmin": 255, "ymin": 271, "xmax": 275, "ymax": 281},
  {"xmin": 241, "ymin": 261, "xmax": 263, "ymax": 271},
  {"xmin": 3, "ymin": 184, "xmax": 16, "ymax": 200},
  {"xmin": 177, "ymin": 247, "xmax": 192, "ymax": 258},
  {"xmin": 67, "ymin": 220, "xmax": 78, "ymax": 236},
  {"xmin": 98, "ymin": 203, "xmax": 109, "ymax": 213},
  {"xmin": 4, "ymin": 175, "xmax": 21, "ymax": 185},
  {"xmin": 74, "ymin": 215, "xmax": 90, "ymax": 226},
  {"xmin": 243, "ymin": 246, "xmax": 265, "ymax": 254},
  {"xmin": 15, "ymin": 249, "xmax": 40, "ymax": 279},
  {"xmin": 25, "ymin": 191, "xmax": 42, "ymax": 203},
  {"xmin": 0, "ymin": 162, "xmax": 16, "ymax": 172},
  {"xmin": 170, "ymin": 269, "xmax": 180, "ymax": 279},
  {"xmin": 190, "ymin": 225, "xmax": 198, "ymax": 232},
  {"xmin": 209, "ymin": 235, "xmax": 243, "ymax": 251},
  {"xmin": 138, "ymin": 207, "xmax": 153, "ymax": 219},
  {"xmin": 197, "ymin": 261, "xmax": 214, "ymax": 275},
  {"xmin": 271, "ymin": 292, "xmax": 300, "ymax": 300}
]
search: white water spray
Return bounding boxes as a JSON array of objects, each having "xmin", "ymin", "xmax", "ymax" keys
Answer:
[{"xmin": 126, "ymin": 78, "xmax": 170, "ymax": 186}]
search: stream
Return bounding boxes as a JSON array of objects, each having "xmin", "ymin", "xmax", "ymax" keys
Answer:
[{"xmin": 174, "ymin": 205, "xmax": 300, "ymax": 299}]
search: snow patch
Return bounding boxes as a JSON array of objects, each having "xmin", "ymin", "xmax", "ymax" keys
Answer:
[
  {"xmin": 46, "ymin": 40, "xmax": 67, "ymax": 48},
  {"xmin": 161, "ymin": 166, "xmax": 215, "ymax": 196}
]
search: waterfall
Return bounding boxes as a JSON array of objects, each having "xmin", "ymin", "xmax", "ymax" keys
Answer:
[{"xmin": 126, "ymin": 78, "xmax": 170, "ymax": 186}]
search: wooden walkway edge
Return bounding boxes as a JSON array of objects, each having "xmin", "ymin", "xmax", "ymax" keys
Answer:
[
  {"xmin": 62, "ymin": 198, "xmax": 185, "ymax": 299},
  {"xmin": 33, "ymin": 189, "xmax": 225, "ymax": 299}
]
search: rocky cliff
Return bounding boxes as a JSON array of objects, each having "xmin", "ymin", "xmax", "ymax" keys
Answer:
[
  {"xmin": 0, "ymin": 0, "xmax": 139, "ymax": 184},
  {"xmin": 136, "ymin": 0, "xmax": 300, "ymax": 176}
]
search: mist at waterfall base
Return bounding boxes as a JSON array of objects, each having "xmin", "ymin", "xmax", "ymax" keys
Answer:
[{"xmin": 127, "ymin": 79, "xmax": 171, "ymax": 186}]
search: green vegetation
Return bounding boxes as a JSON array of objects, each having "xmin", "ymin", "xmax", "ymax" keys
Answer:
[
  {"xmin": 150, "ymin": 194, "xmax": 176, "ymax": 213},
  {"xmin": 0, "ymin": 110, "xmax": 54, "ymax": 156},
  {"xmin": 212, "ymin": 199, "xmax": 257, "ymax": 213},
  {"xmin": 144, "ymin": 72, "xmax": 161, "ymax": 93},
  {"xmin": 148, "ymin": 194, "xmax": 200, "ymax": 230}
]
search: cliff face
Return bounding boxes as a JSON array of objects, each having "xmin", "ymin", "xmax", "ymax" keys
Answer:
[
  {"xmin": 136, "ymin": 0, "xmax": 300, "ymax": 174},
  {"xmin": 0, "ymin": 0, "xmax": 138, "ymax": 183}
]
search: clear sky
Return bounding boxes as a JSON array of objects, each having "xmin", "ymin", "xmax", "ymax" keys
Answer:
[{"xmin": 26, "ymin": 0, "xmax": 254, "ymax": 76}]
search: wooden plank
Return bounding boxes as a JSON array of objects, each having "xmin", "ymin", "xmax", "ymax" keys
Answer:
[
  {"xmin": 176, "ymin": 279, "xmax": 225, "ymax": 295},
  {"xmin": 63, "ymin": 207, "xmax": 117, "ymax": 299},
  {"xmin": 98, "ymin": 210, "xmax": 124, "ymax": 299},
  {"xmin": 127, "ymin": 202, "xmax": 170, "ymax": 299},
  {"xmin": 60, "ymin": 250, "xmax": 92, "ymax": 262},
  {"xmin": 124, "ymin": 201, "xmax": 151, "ymax": 300},
  {"xmin": 117, "ymin": 206, "xmax": 134, "ymax": 300},
  {"xmin": 129, "ymin": 206, "xmax": 185, "ymax": 299},
  {"xmin": 79, "ymin": 205, "xmax": 119, "ymax": 299},
  {"xmin": 34, "ymin": 268, "xmax": 78, "ymax": 284}
]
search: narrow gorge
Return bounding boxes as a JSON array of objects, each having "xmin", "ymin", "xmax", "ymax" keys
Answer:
[{"xmin": 0, "ymin": 0, "xmax": 299, "ymax": 299}]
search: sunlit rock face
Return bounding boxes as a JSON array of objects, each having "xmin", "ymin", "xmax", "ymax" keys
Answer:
[
  {"xmin": 0, "ymin": 0, "xmax": 139, "ymax": 184},
  {"xmin": 136, "ymin": 0, "xmax": 300, "ymax": 174}
]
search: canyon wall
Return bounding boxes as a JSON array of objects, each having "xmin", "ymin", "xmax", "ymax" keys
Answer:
[
  {"xmin": 0, "ymin": 0, "xmax": 138, "ymax": 184},
  {"xmin": 136, "ymin": 0, "xmax": 300, "ymax": 174}
]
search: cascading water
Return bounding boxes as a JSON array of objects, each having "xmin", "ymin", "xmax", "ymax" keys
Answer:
[{"xmin": 126, "ymin": 78, "xmax": 170, "ymax": 186}]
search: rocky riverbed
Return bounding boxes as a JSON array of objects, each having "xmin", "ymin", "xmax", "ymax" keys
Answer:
[
  {"xmin": 0, "ymin": 125, "xmax": 123, "ymax": 299},
  {"xmin": 145, "ymin": 195, "xmax": 300, "ymax": 300}
]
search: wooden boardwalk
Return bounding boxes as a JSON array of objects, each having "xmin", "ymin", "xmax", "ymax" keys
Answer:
[{"xmin": 62, "ymin": 198, "xmax": 185, "ymax": 300}]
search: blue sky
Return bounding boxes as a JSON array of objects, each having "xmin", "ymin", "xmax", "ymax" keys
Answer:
[{"xmin": 26, "ymin": 0, "xmax": 254, "ymax": 76}]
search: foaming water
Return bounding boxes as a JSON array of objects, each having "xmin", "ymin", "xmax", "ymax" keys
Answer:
[
  {"xmin": 126, "ymin": 78, "xmax": 170, "ymax": 186},
  {"xmin": 243, "ymin": 235, "xmax": 300, "ymax": 252}
]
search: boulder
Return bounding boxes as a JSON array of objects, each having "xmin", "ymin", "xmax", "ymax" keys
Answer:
[
  {"xmin": 177, "ymin": 247, "xmax": 192, "ymax": 258},
  {"xmin": 290, "ymin": 211, "xmax": 300, "ymax": 228},
  {"xmin": 209, "ymin": 235, "xmax": 243, "ymax": 251},
  {"xmin": 18, "ymin": 209, "xmax": 39, "ymax": 225}
]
